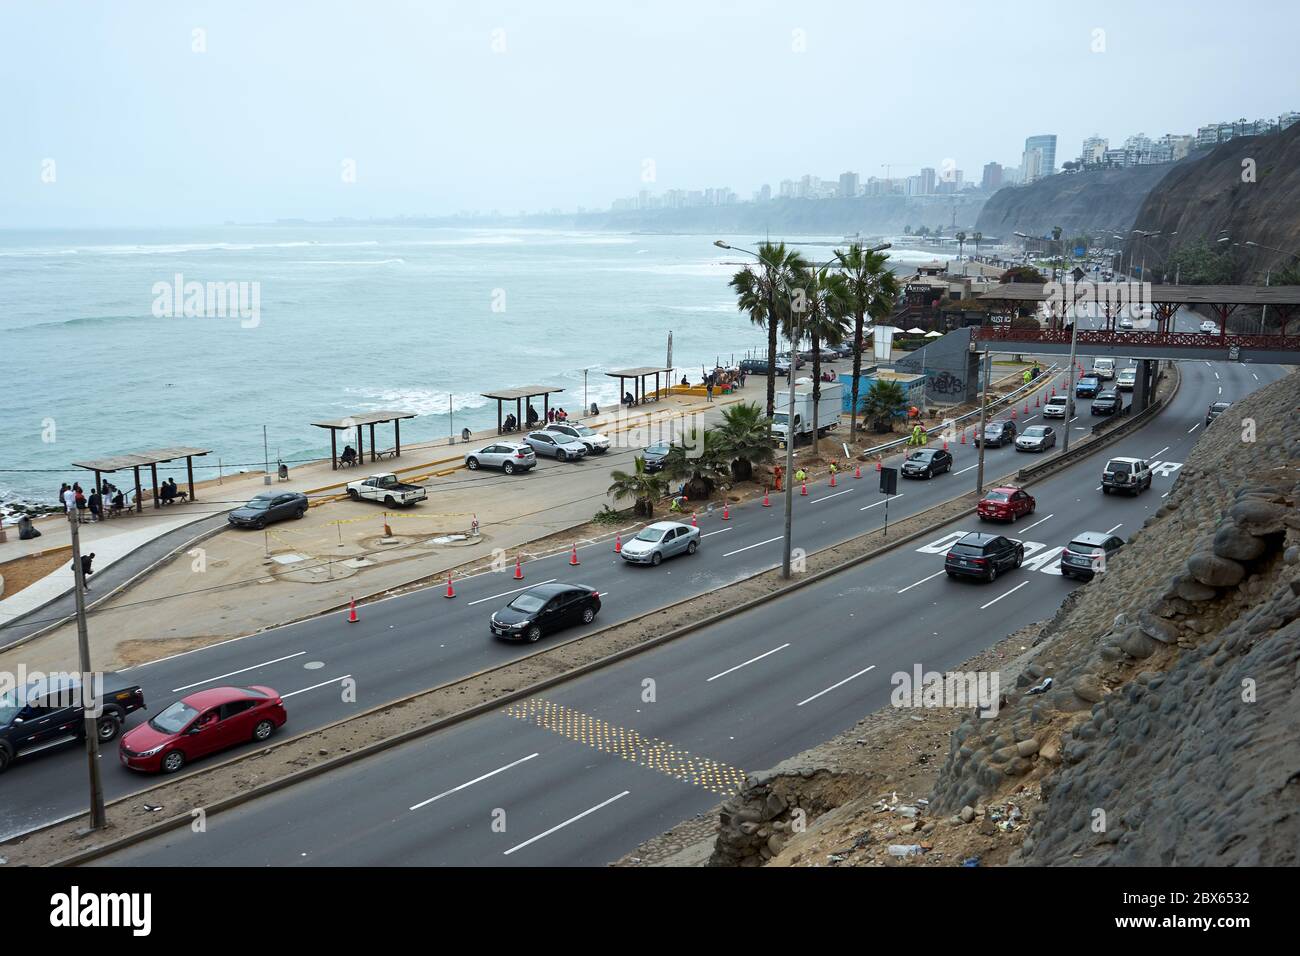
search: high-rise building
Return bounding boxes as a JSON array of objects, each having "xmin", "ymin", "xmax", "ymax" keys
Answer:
[
  {"xmin": 1280, "ymin": 111, "xmax": 1300, "ymax": 130},
  {"xmin": 838, "ymin": 171, "xmax": 860, "ymax": 198},
  {"xmin": 1022, "ymin": 148, "xmax": 1044, "ymax": 183},
  {"xmin": 1022, "ymin": 134, "xmax": 1057, "ymax": 181},
  {"xmin": 1080, "ymin": 135, "xmax": 1108, "ymax": 165},
  {"xmin": 779, "ymin": 179, "xmax": 796, "ymax": 199},
  {"xmin": 919, "ymin": 167, "xmax": 936, "ymax": 195},
  {"xmin": 981, "ymin": 162, "xmax": 1003, "ymax": 190}
]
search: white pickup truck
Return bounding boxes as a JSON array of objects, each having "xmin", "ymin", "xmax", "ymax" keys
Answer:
[{"xmin": 345, "ymin": 473, "xmax": 427, "ymax": 507}]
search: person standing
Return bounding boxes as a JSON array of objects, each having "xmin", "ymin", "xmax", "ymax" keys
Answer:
[
  {"xmin": 706, "ymin": 381, "xmax": 714, "ymax": 403},
  {"xmin": 74, "ymin": 484, "xmax": 88, "ymax": 522},
  {"xmin": 88, "ymin": 488, "xmax": 103, "ymax": 522},
  {"xmin": 63, "ymin": 484, "xmax": 77, "ymax": 520}
]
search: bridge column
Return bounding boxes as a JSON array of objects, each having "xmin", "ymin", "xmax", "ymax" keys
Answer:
[{"xmin": 1132, "ymin": 359, "xmax": 1157, "ymax": 413}]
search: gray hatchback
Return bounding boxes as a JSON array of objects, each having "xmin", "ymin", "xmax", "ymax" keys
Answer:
[{"xmin": 620, "ymin": 521, "xmax": 701, "ymax": 566}]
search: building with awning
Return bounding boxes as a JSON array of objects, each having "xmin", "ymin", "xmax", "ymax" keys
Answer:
[{"xmin": 72, "ymin": 447, "xmax": 211, "ymax": 512}]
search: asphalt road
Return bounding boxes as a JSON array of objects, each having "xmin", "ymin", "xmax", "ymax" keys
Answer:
[{"xmin": 90, "ymin": 357, "xmax": 1285, "ymax": 865}]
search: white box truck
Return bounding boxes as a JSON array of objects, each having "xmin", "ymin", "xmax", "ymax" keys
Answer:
[{"xmin": 771, "ymin": 383, "xmax": 843, "ymax": 446}]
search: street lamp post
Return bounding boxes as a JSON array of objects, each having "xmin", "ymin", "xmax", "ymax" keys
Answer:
[{"xmin": 1241, "ymin": 240, "xmax": 1300, "ymax": 333}]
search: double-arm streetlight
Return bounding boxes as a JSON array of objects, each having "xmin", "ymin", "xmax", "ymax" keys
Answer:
[
  {"xmin": 715, "ymin": 238, "xmax": 888, "ymax": 580},
  {"xmin": 1224, "ymin": 238, "xmax": 1300, "ymax": 331}
]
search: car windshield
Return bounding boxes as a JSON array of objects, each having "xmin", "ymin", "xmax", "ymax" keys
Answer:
[
  {"xmin": 0, "ymin": 689, "xmax": 22, "ymax": 724},
  {"xmin": 150, "ymin": 699, "xmax": 200, "ymax": 734},
  {"xmin": 984, "ymin": 423, "xmax": 1003, "ymax": 433},
  {"xmin": 1048, "ymin": 398, "xmax": 1066, "ymax": 405},
  {"xmin": 984, "ymin": 491, "xmax": 1010, "ymax": 502},
  {"xmin": 645, "ymin": 445, "xmax": 669, "ymax": 456},
  {"xmin": 907, "ymin": 451, "xmax": 933, "ymax": 461},
  {"xmin": 571, "ymin": 426, "xmax": 596, "ymax": 437},
  {"xmin": 1023, "ymin": 427, "xmax": 1048, "ymax": 437},
  {"xmin": 634, "ymin": 528, "xmax": 665, "ymax": 542},
  {"xmin": 508, "ymin": 594, "xmax": 547, "ymax": 613},
  {"xmin": 772, "ymin": 413, "xmax": 790, "ymax": 425},
  {"xmin": 1108, "ymin": 460, "xmax": 1133, "ymax": 473}
]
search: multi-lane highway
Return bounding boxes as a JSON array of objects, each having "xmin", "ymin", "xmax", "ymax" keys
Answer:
[{"xmin": 88, "ymin": 357, "xmax": 1283, "ymax": 865}]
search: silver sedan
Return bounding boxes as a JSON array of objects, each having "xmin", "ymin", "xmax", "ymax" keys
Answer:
[
  {"xmin": 620, "ymin": 521, "xmax": 701, "ymax": 566},
  {"xmin": 524, "ymin": 430, "xmax": 589, "ymax": 462}
]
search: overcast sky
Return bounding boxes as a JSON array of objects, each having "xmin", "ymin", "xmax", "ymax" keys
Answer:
[{"xmin": 2, "ymin": 0, "xmax": 1295, "ymax": 226}]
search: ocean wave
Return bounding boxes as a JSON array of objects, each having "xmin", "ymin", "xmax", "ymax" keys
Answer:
[
  {"xmin": 665, "ymin": 303, "xmax": 738, "ymax": 313},
  {"xmin": 292, "ymin": 258, "xmax": 406, "ymax": 266},
  {"xmin": 342, "ymin": 387, "xmax": 491, "ymax": 417},
  {"xmin": 0, "ymin": 240, "xmax": 384, "ymax": 258}
]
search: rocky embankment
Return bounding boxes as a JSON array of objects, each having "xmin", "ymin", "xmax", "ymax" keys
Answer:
[{"xmin": 665, "ymin": 369, "xmax": 1297, "ymax": 867}]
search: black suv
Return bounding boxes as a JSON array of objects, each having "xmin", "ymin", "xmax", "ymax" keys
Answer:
[
  {"xmin": 1090, "ymin": 389, "xmax": 1123, "ymax": 416},
  {"xmin": 944, "ymin": 532, "xmax": 1024, "ymax": 582},
  {"xmin": 1206, "ymin": 401, "xmax": 1231, "ymax": 426},
  {"xmin": 1060, "ymin": 531, "xmax": 1125, "ymax": 581},
  {"xmin": 641, "ymin": 443, "xmax": 671, "ymax": 472},
  {"xmin": 489, "ymin": 582, "xmax": 602, "ymax": 642},
  {"xmin": 739, "ymin": 358, "xmax": 771, "ymax": 375},
  {"xmin": 975, "ymin": 419, "xmax": 1017, "ymax": 448},
  {"xmin": 901, "ymin": 448, "xmax": 954, "ymax": 479},
  {"xmin": 1, "ymin": 674, "xmax": 146, "ymax": 773}
]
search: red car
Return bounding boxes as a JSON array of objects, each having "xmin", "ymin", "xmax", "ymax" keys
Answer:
[
  {"xmin": 977, "ymin": 486, "xmax": 1036, "ymax": 523},
  {"xmin": 119, "ymin": 685, "xmax": 286, "ymax": 774}
]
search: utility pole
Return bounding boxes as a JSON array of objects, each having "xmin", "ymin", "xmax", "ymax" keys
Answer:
[
  {"xmin": 262, "ymin": 424, "xmax": 271, "ymax": 485},
  {"xmin": 974, "ymin": 350, "xmax": 991, "ymax": 495},
  {"xmin": 68, "ymin": 513, "xmax": 106, "ymax": 830},
  {"xmin": 1061, "ymin": 284, "xmax": 1083, "ymax": 454},
  {"xmin": 781, "ymin": 330, "xmax": 799, "ymax": 579}
]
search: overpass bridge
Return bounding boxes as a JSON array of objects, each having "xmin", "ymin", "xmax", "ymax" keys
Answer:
[{"xmin": 974, "ymin": 283, "xmax": 1300, "ymax": 365}]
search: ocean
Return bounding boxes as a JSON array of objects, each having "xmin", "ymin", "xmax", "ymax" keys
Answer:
[{"xmin": 0, "ymin": 226, "xmax": 943, "ymax": 513}]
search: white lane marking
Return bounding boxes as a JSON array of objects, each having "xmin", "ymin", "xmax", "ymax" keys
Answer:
[
  {"xmin": 724, "ymin": 535, "xmax": 785, "ymax": 557},
  {"xmin": 1105, "ymin": 523, "xmax": 1123, "ymax": 534},
  {"xmin": 707, "ymin": 644, "xmax": 791, "ymax": 682},
  {"xmin": 503, "ymin": 790, "xmax": 631, "ymax": 856},
  {"xmin": 170, "ymin": 651, "xmax": 307, "ymax": 693},
  {"xmin": 860, "ymin": 494, "xmax": 903, "ymax": 511},
  {"xmin": 1020, "ymin": 513, "xmax": 1055, "ymax": 533},
  {"xmin": 1068, "ymin": 416, "xmax": 1078, "ymax": 423},
  {"xmin": 410, "ymin": 753, "xmax": 539, "ymax": 810},
  {"xmin": 1188, "ymin": 423, "xmax": 1200, "ymax": 434},
  {"xmin": 1151, "ymin": 446, "xmax": 1169, "ymax": 458},
  {"xmin": 1214, "ymin": 371, "xmax": 1220, "ymax": 379},
  {"xmin": 1161, "ymin": 491, "xmax": 1170, "ymax": 498},
  {"xmin": 1218, "ymin": 385, "xmax": 1222, "ymax": 395},
  {"xmin": 811, "ymin": 488, "xmax": 853, "ymax": 504},
  {"xmin": 898, "ymin": 569, "xmax": 947, "ymax": 594},
  {"xmin": 1252, "ymin": 372, "xmax": 1259, "ymax": 381},
  {"xmin": 467, "ymin": 579, "xmax": 558, "ymax": 607},
  {"xmin": 702, "ymin": 527, "xmax": 733, "ymax": 537},
  {"xmin": 122, "ymin": 632, "xmax": 271, "ymax": 672},
  {"xmin": 980, "ymin": 581, "xmax": 1028, "ymax": 610},
  {"xmin": 796, "ymin": 665, "xmax": 877, "ymax": 707},
  {"xmin": 282, "ymin": 674, "xmax": 353, "ymax": 699},
  {"xmin": 955, "ymin": 463, "xmax": 980, "ymax": 475}
]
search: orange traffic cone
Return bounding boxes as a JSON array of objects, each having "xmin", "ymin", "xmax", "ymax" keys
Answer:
[
  {"xmin": 854, "ymin": 464, "xmax": 861, "ymax": 479},
  {"xmin": 1024, "ymin": 402, "xmax": 1029, "ymax": 414},
  {"xmin": 346, "ymin": 598, "xmax": 358, "ymax": 623},
  {"xmin": 513, "ymin": 556, "xmax": 524, "ymax": 580},
  {"xmin": 383, "ymin": 520, "xmax": 393, "ymax": 538},
  {"xmin": 942, "ymin": 438, "xmax": 949, "ymax": 451},
  {"xmin": 614, "ymin": 534, "xmax": 622, "ymax": 553},
  {"xmin": 444, "ymin": 574, "xmax": 455, "ymax": 599},
  {"xmin": 875, "ymin": 457, "xmax": 882, "ymax": 472},
  {"xmin": 762, "ymin": 489, "xmax": 771, "ymax": 507},
  {"xmin": 960, "ymin": 429, "xmax": 967, "ymax": 444},
  {"xmin": 721, "ymin": 504, "xmax": 730, "ymax": 520},
  {"xmin": 569, "ymin": 544, "xmax": 580, "ymax": 566},
  {"xmin": 691, "ymin": 513, "xmax": 698, "ymax": 527},
  {"xmin": 800, "ymin": 482, "xmax": 808, "ymax": 496},
  {"xmin": 829, "ymin": 472, "xmax": 837, "ymax": 487},
  {"xmin": 1035, "ymin": 394, "xmax": 1040, "ymax": 407}
]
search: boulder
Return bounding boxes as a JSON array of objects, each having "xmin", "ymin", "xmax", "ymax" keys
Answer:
[
  {"xmin": 1173, "ymin": 575, "xmax": 1219, "ymax": 602},
  {"xmin": 1073, "ymin": 675, "xmax": 1105, "ymax": 703},
  {"xmin": 1120, "ymin": 628, "xmax": 1159, "ymax": 659},
  {"xmin": 1187, "ymin": 552, "xmax": 1246, "ymax": 588},
  {"xmin": 1138, "ymin": 611, "xmax": 1181, "ymax": 644},
  {"xmin": 1228, "ymin": 499, "xmax": 1289, "ymax": 535},
  {"xmin": 1212, "ymin": 524, "xmax": 1268, "ymax": 561}
]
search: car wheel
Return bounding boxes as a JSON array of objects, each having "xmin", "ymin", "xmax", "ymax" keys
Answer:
[
  {"xmin": 161, "ymin": 750, "xmax": 186, "ymax": 774},
  {"xmin": 0, "ymin": 746, "xmax": 10, "ymax": 774},
  {"xmin": 526, "ymin": 624, "xmax": 543, "ymax": 643},
  {"xmin": 466, "ymin": 457, "xmax": 479, "ymax": 470},
  {"xmin": 581, "ymin": 606, "xmax": 596, "ymax": 624},
  {"xmin": 987, "ymin": 565, "xmax": 998, "ymax": 583},
  {"xmin": 96, "ymin": 714, "xmax": 121, "ymax": 742},
  {"xmin": 651, "ymin": 551, "xmax": 662, "ymax": 566},
  {"xmin": 502, "ymin": 461, "xmax": 515, "ymax": 475},
  {"xmin": 1102, "ymin": 486, "xmax": 1111, "ymax": 495},
  {"xmin": 1015, "ymin": 553, "xmax": 1024, "ymax": 569},
  {"xmin": 296, "ymin": 507, "xmax": 307, "ymax": 519},
  {"xmin": 978, "ymin": 514, "xmax": 988, "ymax": 522},
  {"xmin": 254, "ymin": 518, "xmax": 266, "ymax": 530},
  {"xmin": 252, "ymin": 719, "xmax": 275, "ymax": 742},
  {"xmin": 557, "ymin": 451, "xmax": 567, "ymax": 462},
  {"xmin": 384, "ymin": 496, "xmax": 396, "ymax": 508},
  {"xmin": 1010, "ymin": 509, "xmax": 1017, "ymax": 523},
  {"xmin": 687, "ymin": 540, "xmax": 698, "ymax": 555},
  {"xmin": 347, "ymin": 488, "xmax": 360, "ymax": 500}
]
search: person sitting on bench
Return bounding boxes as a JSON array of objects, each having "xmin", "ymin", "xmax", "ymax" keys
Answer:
[
  {"xmin": 623, "ymin": 391, "xmax": 637, "ymax": 407},
  {"xmin": 525, "ymin": 405, "xmax": 539, "ymax": 428},
  {"xmin": 340, "ymin": 445, "xmax": 358, "ymax": 467},
  {"xmin": 502, "ymin": 413, "xmax": 517, "ymax": 433},
  {"xmin": 110, "ymin": 490, "xmax": 125, "ymax": 516}
]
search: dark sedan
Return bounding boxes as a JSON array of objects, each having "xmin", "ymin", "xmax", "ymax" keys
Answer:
[
  {"xmin": 641, "ymin": 443, "xmax": 671, "ymax": 472},
  {"xmin": 1206, "ymin": 401, "xmax": 1231, "ymax": 426},
  {"xmin": 489, "ymin": 582, "xmax": 601, "ymax": 642},
  {"xmin": 227, "ymin": 491, "xmax": 309, "ymax": 529},
  {"xmin": 974, "ymin": 419, "xmax": 1017, "ymax": 448},
  {"xmin": 1090, "ymin": 390, "xmax": 1123, "ymax": 416},
  {"xmin": 901, "ymin": 448, "xmax": 953, "ymax": 479}
]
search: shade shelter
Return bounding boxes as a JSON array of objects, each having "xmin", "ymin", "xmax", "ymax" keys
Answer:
[
  {"xmin": 310, "ymin": 410, "xmax": 417, "ymax": 470},
  {"xmin": 606, "ymin": 366, "xmax": 673, "ymax": 405},
  {"xmin": 480, "ymin": 385, "xmax": 566, "ymax": 434},
  {"xmin": 72, "ymin": 446, "xmax": 211, "ymax": 513}
]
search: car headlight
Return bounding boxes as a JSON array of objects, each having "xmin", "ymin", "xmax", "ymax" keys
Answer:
[{"xmin": 137, "ymin": 745, "xmax": 165, "ymax": 757}]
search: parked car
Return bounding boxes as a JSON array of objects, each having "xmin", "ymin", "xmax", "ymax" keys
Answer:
[
  {"xmin": 1075, "ymin": 376, "xmax": 1101, "ymax": 398},
  {"xmin": 228, "ymin": 491, "xmax": 309, "ymax": 529},
  {"xmin": 1199, "ymin": 320, "xmax": 1220, "ymax": 334},
  {"xmin": 978, "ymin": 486, "xmax": 1036, "ymax": 522},
  {"xmin": 901, "ymin": 448, "xmax": 954, "ymax": 479},
  {"xmin": 739, "ymin": 358, "xmax": 771, "ymax": 375},
  {"xmin": 465, "ymin": 441, "xmax": 536, "ymax": 474},
  {"xmin": 1101, "ymin": 457, "xmax": 1152, "ymax": 495},
  {"xmin": 1091, "ymin": 358, "xmax": 1116, "ymax": 380},
  {"xmin": 1042, "ymin": 395, "xmax": 1073, "ymax": 419},
  {"xmin": 1206, "ymin": 401, "xmax": 1231, "ymax": 426},
  {"xmin": 119, "ymin": 685, "xmax": 285, "ymax": 774},
  {"xmin": 974, "ymin": 419, "xmax": 1017, "ymax": 448},
  {"xmin": 944, "ymin": 532, "xmax": 1025, "ymax": 582},
  {"xmin": 544, "ymin": 422, "xmax": 611, "ymax": 455},
  {"xmin": 1015, "ymin": 425, "xmax": 1057, "ymax": 452},
  {"xmin": 489, "ymin": 582, "xmax": 601, "ymax": 642},
  {"xmin": 619, "ymin": 520, "xmax": 701, "ymax": 566},
  {"xmin": 1090, "ymin": 389, "xmax": 1123, "ymax": 416},
  {"xmin": 1, "ymin": 674, "xmax": 145, "ymax": 774},
  {"xmin": 773, "ymin": 355, "xmax": 805, "ymax": 376},
  {"xmin": 1116, "ymin": 366, "xmax": 1137, "ymax": 391},
  {"xmin": 641, "ymin": 443, "xmax": 671, "ymax": 472},
  {"xmin": 1060, "ymin": 531, "xmax": 1125, "ymax": 581},
  {"xmin": 346, "ymin": 472, "xmax": 427, "ymax": 507},
  {"xmin": 1118, "ymin": 315, "xmax": 1134, "ymax": 330},
  {"xmin": 524, "ymin": 430, "xmax": 589, "ymax": 462}
]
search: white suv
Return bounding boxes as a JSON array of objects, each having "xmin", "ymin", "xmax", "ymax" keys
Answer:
[
  {"xmin": 1091, "ymin": 358, "xmax": 1115, "ymax": 380},
  {"xmin": 543, "ymin": 422, "xmax": 611, "ymax": 454},
  {"xmin": 1101, "ymin": 457, "xmax": 1152, "ymax": 495}
]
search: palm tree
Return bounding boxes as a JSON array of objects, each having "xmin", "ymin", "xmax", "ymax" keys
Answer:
[
  {"xmin": 859, "ymin": 379, "xmax": 907, "ymax": 434},
  {"xmin": 788, "ymin": 262, "xmax": 850, "ymax": 456},
  {"xmin": 830, "ymin": 243, "xmax": 900, "ymax": 440},
  {"xmin": 727, "ymin": 242, "xmax": 807, "ymax": 416},
  {"xmin": 955, "ymin": 230, "xmax": 967, "ymax": 266},
  {"xmin": 713, "ymin": 401, "xmax": 774, "ymax": 482},
  {"xmin": 608, "ymin": 456, "xmax": 667, "ymax": 518},
  {"xmin": 662, "ymin": 427, "xmax": 729, "ymax": 502}
]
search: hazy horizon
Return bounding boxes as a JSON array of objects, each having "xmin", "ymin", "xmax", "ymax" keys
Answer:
[{"xmin": 3, "ymin": 0, "xmax": 1296, "ymax": 227}]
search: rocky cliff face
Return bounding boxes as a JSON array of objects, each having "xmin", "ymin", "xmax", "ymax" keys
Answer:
[
  {"xmin": 1130, "ymin": 122, "xmax": 1300, "ymax": 281},
  {"xmin": 975, "ymin": 163, "xmax": 1180, "ymax": 239}
]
